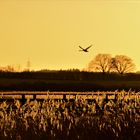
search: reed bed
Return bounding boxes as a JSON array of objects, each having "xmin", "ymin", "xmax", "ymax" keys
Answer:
[{"xmin": 0, "ymin": 91, "xmax": 140, "ymax": 140}]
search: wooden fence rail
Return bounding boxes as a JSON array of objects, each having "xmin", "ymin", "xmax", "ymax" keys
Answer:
[
  {"xmin": 0, "ymin": 91, "xmax": 140, "ymax": 101},
  {"xmin": 0, "ymin": 91, "xmax": 120, "ymax": 99}
]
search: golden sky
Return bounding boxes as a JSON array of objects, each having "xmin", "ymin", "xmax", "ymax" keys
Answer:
[{"xmin": 0, "ymin": 0, "xmax": 140, "ymax": 71}]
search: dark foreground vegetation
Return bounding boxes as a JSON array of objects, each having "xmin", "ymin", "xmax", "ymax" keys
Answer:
[
  {"xmin": 0, "ymin": 71, "xmax": 140, "ymax": 91},
  {"xmin": 0, "ymin": 91, "xmax": 139, "ymax": 140}
]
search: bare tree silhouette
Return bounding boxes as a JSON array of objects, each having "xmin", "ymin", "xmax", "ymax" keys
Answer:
[
  {"xmin": 111, "ymin": 55, "xmax": 135, "ymax": 74},
  {"xmin": 87, "ymin": 54, "xmax": 112, "ymax": 73}
]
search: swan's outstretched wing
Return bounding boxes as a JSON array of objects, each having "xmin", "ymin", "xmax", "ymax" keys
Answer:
[
  {"xmin": 79, "ymin": 46, "xmax": 84, "ymax": 50},
  {"xmin": 85, "ymin": 45, "xmax": 92, "ymax": 50}
]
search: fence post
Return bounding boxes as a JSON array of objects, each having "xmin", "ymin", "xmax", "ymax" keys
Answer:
[
  {"xmin": 105, "ymin": 94, "xmax": 109, "ymax": 103},
  {"xmin": 63, "ymin": 94, "xmax": 66, "ymax": 100},
  {"xmin": 33, "ymin": 94, "xmax": 36, "ymax": 100},
  {"xmin": 21, "ymin": 94, "xmax": 26, "ymax": 104}
]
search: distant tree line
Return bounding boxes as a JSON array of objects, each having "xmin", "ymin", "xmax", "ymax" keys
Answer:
[
  {"xmin": 0, "ymin": 70, "xmax": 140, "ymax": 81},
  {"xmin": 0, "ymin": 60, "xmax": 31, "ymax": 72},
  {"xmin": 87, "ymin": 54, "xmax": 135, "ymax": 74},
  {"xmin": 0, "ymin": 54, "xmax": 136, "ymax": 75},
  {"xmin": 0, "ymin": 71, "xmax": 140, "ymax": 91}
]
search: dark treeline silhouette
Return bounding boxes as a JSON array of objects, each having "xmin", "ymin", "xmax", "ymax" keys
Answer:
[
  {"xmin": 0, "ymin": 70, "xmax": 140, "ymax": 80},
  {"xmin": 0, "ymin": 70, "xmax": 140, "ymax": 91}
]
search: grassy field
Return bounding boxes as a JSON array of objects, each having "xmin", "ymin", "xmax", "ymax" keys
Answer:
[{"xmin": 0, "ymin": 91, "xmax": 139, "ymax": 140}]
